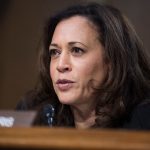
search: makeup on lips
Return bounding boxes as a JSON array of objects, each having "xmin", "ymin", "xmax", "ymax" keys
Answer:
[{"xmin": 56, "ymin": 79, "xmax": 75, "ymax": 91}]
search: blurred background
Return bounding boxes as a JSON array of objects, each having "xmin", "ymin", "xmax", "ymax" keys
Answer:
[{"xmin": 0, "ymin": 0, "xmax": 150, "ymax": 109}]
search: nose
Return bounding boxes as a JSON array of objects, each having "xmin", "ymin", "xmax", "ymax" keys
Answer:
[{"xmin": 56, "ymin": 52, "xmax": 72, "ymax": 73}]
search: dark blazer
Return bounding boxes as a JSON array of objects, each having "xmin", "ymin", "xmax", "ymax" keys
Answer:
[{"xmin": 121, "ymin": 103, "xmax": 150, "ymax": 130}]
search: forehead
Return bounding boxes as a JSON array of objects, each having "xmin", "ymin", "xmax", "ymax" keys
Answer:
[
  {"xmin": 51, "ymin": 15, "xmax": 99, "ymax": 42},
  {"xmin": 59, "ymin": 15, "xmax": 97, "ymax": 30}
]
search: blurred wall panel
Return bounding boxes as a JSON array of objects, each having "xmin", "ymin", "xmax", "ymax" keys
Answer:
[
  {"xmin": 111, "ymin": 0, "xmax": 150, "ymax": 53},
  {"xmin": 0, "ymin": 0, "xmax": 82, "ymax": 109}
]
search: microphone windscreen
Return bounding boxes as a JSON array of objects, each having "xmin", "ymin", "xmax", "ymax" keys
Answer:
[{"xmin": 42, "ymin": 104, "xmax": 55, "ymax": 126}]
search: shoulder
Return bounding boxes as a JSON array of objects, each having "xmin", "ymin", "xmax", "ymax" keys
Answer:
[
  {"xmin": 16, "ymin": 90, "xmax": 50, "ymax": 110},
  {"xmin": 122, "ymin": 101, "xmax": 150, "ymax": 130},
  {"xmin": 16, "ymin": 90, "xmax": 53, "ymax": 126}
]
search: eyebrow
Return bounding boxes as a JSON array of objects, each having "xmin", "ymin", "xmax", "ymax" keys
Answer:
[
  {"xmin": 49, "ymin": 43, "xmax": 59, "ymax": 48},
  {"xmin": 49, "ymin": 43, "xmax": 61, "ymax": 51},
  {"xmin": 68, "ymin": 42, "xmax": 88, "ymax": 48},
  {"xmin": 49, "ymin": 41, "xmax": 88, "ymax": 48}
]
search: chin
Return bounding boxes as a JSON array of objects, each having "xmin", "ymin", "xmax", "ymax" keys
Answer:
[{"xmin": 58, "ymin": 96, "xmax": 78, "ymax": 105}]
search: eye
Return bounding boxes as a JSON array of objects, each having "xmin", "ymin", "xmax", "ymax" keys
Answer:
[
  {"xmin": 49, "ymin": 49, "xmax": 60, "ymax": 58},
  {"xmin": 71, "ymin": 47, "xmax": 85, "ymax": 56}
]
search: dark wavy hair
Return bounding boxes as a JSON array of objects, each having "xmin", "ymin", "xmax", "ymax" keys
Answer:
[{"xmin": 32, "ymin": 2, "xmax": 150, "ymax": 127}]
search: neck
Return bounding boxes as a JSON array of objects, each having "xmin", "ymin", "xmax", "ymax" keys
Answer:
[{"xmin": 71, "ymin": 104, "xmax": 96, "ymax": 129}]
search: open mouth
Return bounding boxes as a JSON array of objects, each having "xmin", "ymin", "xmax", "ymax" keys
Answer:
[{"xmin": 56, "ymin": 79, "xmax": 75, "ymax": 91}]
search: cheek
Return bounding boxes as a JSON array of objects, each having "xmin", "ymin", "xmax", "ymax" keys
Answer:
[
  {"xmin": 50, "ymin": 62, "xmax": 55, "ymax": 80},
  {"xmin": 75, "ymin": 58, "xmax": 107, "ymax": 85}
]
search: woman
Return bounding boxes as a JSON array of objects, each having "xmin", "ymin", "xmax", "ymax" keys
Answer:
[{"xmin": 16, "ymin": 2, "xmax": 150, "ymax": 129}]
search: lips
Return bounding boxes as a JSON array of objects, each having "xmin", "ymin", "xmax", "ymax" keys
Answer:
[
  {"xmin": 56, "ymin": 79, "xmax": 74, "ymax": 91},
  {"xmin": 56, "ymin": 79, "xmax": 74, "ymax": 84}
]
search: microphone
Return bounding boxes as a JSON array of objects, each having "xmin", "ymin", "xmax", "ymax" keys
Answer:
[{"xmin": 43, "ymin": 104, "xmax": 55, "ymax": 127}]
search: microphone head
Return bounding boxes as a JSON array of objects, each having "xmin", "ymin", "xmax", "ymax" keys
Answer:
[{"xmin": 42, "ymin": 104, "xmax": 55, "ymax": 126}]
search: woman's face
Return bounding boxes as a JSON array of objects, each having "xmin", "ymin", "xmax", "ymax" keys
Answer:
[{"xmin": 49, "ymin": 16, "xmax": 108, "ymax": 107}]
